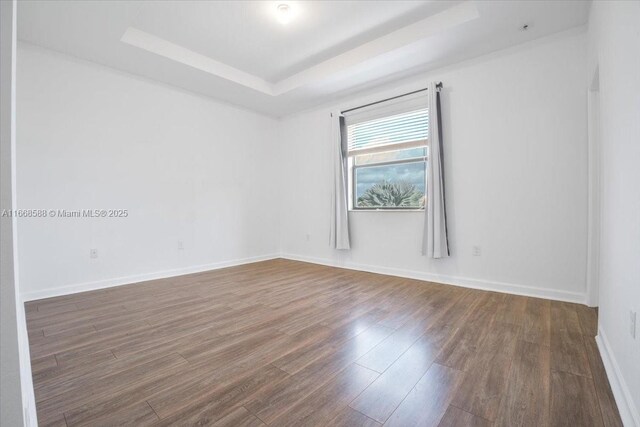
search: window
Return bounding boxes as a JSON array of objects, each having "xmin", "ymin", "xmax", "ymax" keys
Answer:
[{"xmin": 345, "ymin": 93, "xmax": 428, "ymax": 210}]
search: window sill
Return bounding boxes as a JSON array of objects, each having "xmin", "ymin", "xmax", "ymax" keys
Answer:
[{"xmin": 349, "ymin": 209, "xmax": 424, "ymax": 213}]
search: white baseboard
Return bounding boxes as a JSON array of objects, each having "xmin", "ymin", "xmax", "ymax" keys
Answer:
[
  {"xmin": 281, "ymin": 253, "xmax": 586, "ymax": 304},
  {"xmin": 596, "ymin": 329, "xmax": 640, "ymax": 427},
  {"xmin": 21, "ymin": 253, "xmax": 280, "ymax": 302},
  {"xmin": 22, "ymin": 252, "xmax": 587, "ymax": 305}
]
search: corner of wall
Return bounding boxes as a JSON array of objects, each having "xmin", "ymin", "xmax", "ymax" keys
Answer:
[
  {"xmin": 275, "ymin": 117, "xmax": 287, "ymax": 257},
  {"xmin": 1, "ymin": 0, "xmax": 38, "ymax": 425}
]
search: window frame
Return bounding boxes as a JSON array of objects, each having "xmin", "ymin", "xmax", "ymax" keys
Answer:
[{"xmin": 345, "ymin": 106, "xmax": 429, "ymax": 212}]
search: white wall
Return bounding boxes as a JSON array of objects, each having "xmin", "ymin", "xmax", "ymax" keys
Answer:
[
  {"xmin": 280, "ymin": 30, "xmax": 589, "ymax": 303},
  {"xmin": 588, "ymin": 2, "xmax": 640, "ymax": 425},
  {"xmin": 17, "ymin": 43, "xmax": 281, "ymax": 300}
]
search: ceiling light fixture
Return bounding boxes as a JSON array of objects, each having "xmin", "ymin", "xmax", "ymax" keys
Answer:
[{"xmin": 276, "ymin": 4, "xmax": 292, "ymax": 25}]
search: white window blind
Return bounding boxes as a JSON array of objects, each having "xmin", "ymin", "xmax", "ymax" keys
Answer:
[{"xmin": 344, "ymin": 92, "xmax": 429, "ymax": 157}]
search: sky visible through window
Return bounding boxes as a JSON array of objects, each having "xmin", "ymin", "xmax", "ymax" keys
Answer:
[{"xmin": 355, "ymin": 161, "xmax": 425, "ymax": 200}]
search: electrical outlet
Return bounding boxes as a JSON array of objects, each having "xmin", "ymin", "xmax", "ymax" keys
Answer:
[
  {"xmin": 305, "ymin": 234, "xmax": 311, "ymax": 242},
  {"xmin": 631, "ymin": 310, "xmax": 637, "ymax": 339},
  {"xmin": 177, "ymin": 240, "xmax": 184, "ymax": 250},
  {"xmin": 90, "ymin": 248, "xmax": 98, "ymax": 259},
  {"xmin": 472, "ymin": 246, "xmax": 481, "ymax": 256}
]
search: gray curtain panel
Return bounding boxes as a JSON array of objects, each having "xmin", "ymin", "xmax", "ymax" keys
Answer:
[
  {"xmin": 330, "ymin": 112, "xmax": 351, "ymax": 250},
  {"xmin": 423, "ymin": 82, "xmax": 450, "ymax": 258}
]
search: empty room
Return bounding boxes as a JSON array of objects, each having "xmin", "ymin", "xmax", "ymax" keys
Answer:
[{"xmin": 1, "ymin": 0, "xmax": 639, "ymax": 426}]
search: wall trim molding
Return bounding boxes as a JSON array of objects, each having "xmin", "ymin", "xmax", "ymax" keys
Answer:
[
  {"xmin": 280, "ymin": 253, "xmax": 587, "ymax": 304},
  {"xmin": 20, "ymin": 253, "xmax": 280, "ymax": 302},
  {"xmin": 596, "ymin": 329, "xmax": 640, "ymax": 427}
]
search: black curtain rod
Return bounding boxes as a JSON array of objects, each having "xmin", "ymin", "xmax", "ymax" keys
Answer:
[{"xmin": 340, "ymin": 82, "xmax": 442, "ymax": 115}]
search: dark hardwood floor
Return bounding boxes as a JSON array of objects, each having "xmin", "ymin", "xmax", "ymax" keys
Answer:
[{"xmin": 25, "ymin": 259, "xmax": 623, "ymax": 427}]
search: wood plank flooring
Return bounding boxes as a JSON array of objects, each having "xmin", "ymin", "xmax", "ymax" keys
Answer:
[{"xmin": 25, "ymin": 259, "xmax": 623, "ymax": 427}]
